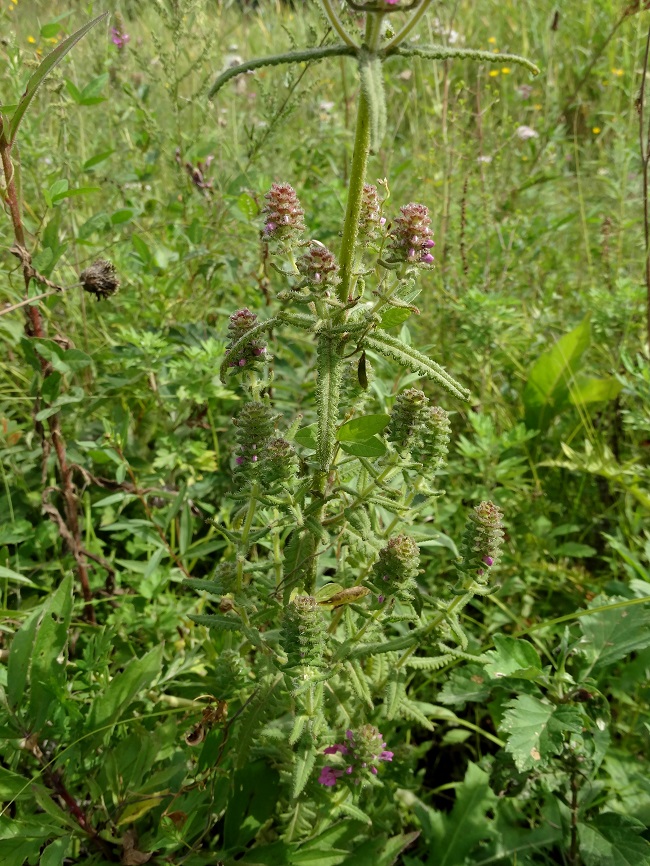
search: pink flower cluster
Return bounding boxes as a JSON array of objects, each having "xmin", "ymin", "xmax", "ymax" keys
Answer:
[
  {"xmin": 111, "ymin": 27, "xmax": 130, "ymax": 50},
  {"xmin": 318, "ymin": 726, "xmax": 393, "ymax": 787}
]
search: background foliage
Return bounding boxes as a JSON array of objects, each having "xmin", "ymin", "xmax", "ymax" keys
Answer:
[{"xmin": 1, "ymin": 0, "xmax": 649, "ymax": 864}]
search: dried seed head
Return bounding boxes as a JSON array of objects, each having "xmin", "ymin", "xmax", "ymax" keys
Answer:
[
  {"xmin": 388, "ymin": 202, "xmax": 435, "ymax": 265},
  {"xmin": 262, "ymin": 182, "xmax": 305, "ymax": 249},
  {"xmin": 297, "ymin": 242, "xmax": 340, "ymax": 290},
  {"xmin": 358, "ymin": 183, "xmax": 382, "ymax": 244},
  {"xmin": 79, "ymin": 260, "xmax": 120, "ymax": 300}
]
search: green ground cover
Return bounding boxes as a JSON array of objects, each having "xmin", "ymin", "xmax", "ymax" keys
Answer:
[{"xmin": 1, "ymin": 1, "xmax": 649, "ymax": 864}]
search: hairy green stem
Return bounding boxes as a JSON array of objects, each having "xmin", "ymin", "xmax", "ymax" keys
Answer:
[{"xmin": 337, "ymin": 14, "xmax": 384, "ymax": 303}]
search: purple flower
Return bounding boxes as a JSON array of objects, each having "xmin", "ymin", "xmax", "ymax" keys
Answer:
[
  {"xmin": 318, "ymin": 766, "xmax": 343, "ymax": 787},
  {"xmin": 483, "ymin": 555, "xmax": 494, "ymax": 566},
  {"xmin": 318, "ymin": 725, "xmax": 394, "ymax": 788},
  {"xmin": 323, "ymin": 744, "xmax": 348, "ymax": 755},
  {"xmin": 111, "ymin": 27, "xmax": 130, "ymax": 50}
]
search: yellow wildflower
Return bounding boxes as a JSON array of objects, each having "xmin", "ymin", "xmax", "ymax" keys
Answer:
[
  {"xmin": 488, "ymin": 37, "xmax": 496, "ymax": 44},
  {"xmin": 592, "ymin": 127, "xmax": 601, "ymax": 135},
  {"xmin": 611, "ymin": 68, "xmax": 624, "ymax": 77},
  {"xmin": 501, "ymin": 67, "xmax": 511, "ymax": 74},
  {"xmin": 489, "ymin": 70, "xmax": 500, "ymax": 77},
  {"xmin": 27, "ymin": 35, "xmax": 36, "ymax": 44}
]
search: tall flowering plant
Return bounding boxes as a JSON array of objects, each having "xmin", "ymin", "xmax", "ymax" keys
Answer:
[{"xmin": 190, "ymin": 0, "xmax": 535, "ymax": 837}]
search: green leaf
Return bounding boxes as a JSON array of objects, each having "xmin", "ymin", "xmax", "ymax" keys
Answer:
[
  {"xmin": 579, "ymin": 813, "xmax": 650, "ymax": 866},
  {"xmin": 292, "ymin": 744, "xmax": 317, "ymax": 798},
  {"xmin": 555, "ymin": 542, "xmax": 597, "ymax": 557},
  {"xmin": 78, "ymin": 72, "xmax": 108, "ymax": 105},
  {"xmin": 413, "ymin": 763, "xmax": 497, "ymax": 866},
  {"xmin": 6, "ymin": 581, "xmax": 63, "ymax": 707},
  {"xmin": 339, "ymin": 436, "xmax": 387, "ymax": 458},
  {"xmin": 522, "ymin": 316, "xmax": 591, "ymax": 430},
  {"xmin": 483, "ymin": 635, "xmax": 543, "ymax": 681},
  {"xmin": 51, "ymin": 186, "xmax": 100, "ymax": 204},
  {"xmin": 86, "ymin": 645, "xmax": 163, "ymax": 742},
  {"xmin": 379, "ymin": 308, "xmax": 413, "ymax": 330},
  {"xmin": 6, "ymin": 12, "xmax": 108, "ymax": 145},
  {"xmin": 295, "ymin": 423, "xmax": 318, "ymax": 451},
  {"xmin": 344, "ymin": 831, "xmax": 420, "ymax": 865},
  {"xmin": 364, "ymin": 332, "xmax": 469, "ymax": 401},
  {"xmin": 0, "ymin": 565, "xmax": 36, "ymax": 586},
  {"xmin": 189, "ymin": 613, "xmax": 242, "ymax": 630},
  {"xmin": 438, "ymin": 664, "xmax": 491, "ymax": 707},
  {"xmin": 28, "ymin": 574, "xmax": 74, "ymax": 730},
  {"xmin": 569, "ymin": 375, "xmax": 623, "ymax": 406},
  {"xmin": 500, "ymin": 694, "xmax": 583, "ymax": 772},
  {"xmin": 337, "ymin": 414, "xmax": 390, "ymax": 442},
  {"xmin": 237, "ymin": 192, "xmax": 258, "ymax": 219},
  {"xmin": 39, "ymin": 836, "xmax": 72, "ymax": 866},
  {"xmin": 83, "ymin": 149, "xmax": 114, "ymax": 170},
  {"xmin": 579, "ymin": 595, "xmax": 650, "ymax": 674}
]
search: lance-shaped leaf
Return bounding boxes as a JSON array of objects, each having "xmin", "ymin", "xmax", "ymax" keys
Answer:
[
  {"xmin": 208, "ymin": 44, "xmax": 357, "ymax": 99},
  {"xmin": 364, "ymin": 332, "xmax": 470, "ymax": 401},
  {"xmin": 6, "ymin": 13, "xmax": 108, "ymax": 145},
  {"xmin": 388, "ymin": 43, "xmax": 539, "ymax": 76}
]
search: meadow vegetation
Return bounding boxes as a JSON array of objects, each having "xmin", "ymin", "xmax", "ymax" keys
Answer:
[{"xmin": 1, "ymin": 1, "xmax": 650, "ymax": 864}]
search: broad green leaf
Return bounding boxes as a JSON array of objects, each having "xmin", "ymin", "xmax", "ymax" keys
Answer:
[
  {"xmin": 569, "ymin": 374, "xmax": 623, "ymax": 406},
  {"xmin": 7, "ymin": 12, "xmax": 108, "ymax": 144},
  {"xmin": 85, "ymin": 644, "xmax": 163, "ymax": 741},
  {"xmin": 579, "ymin": 813, "xmax": 650, "ymax": 866},
  {"xmin": 295, "ymin": 423, "xmax": 318, "ymax": 451},
  {"xmin": 78, "ymin": 72, "xmax": 108, "ymax": 105},
  {"xmin": 379, "ymin": 308, "xmax": 413, "ymax": 330},
  {"xmin": 437, "ymin": 664, "xmax": 492, "ymax": 708},
  {"xmin": 483, "ymin": 635, "xmax": 543, "ymax": 681},
  {"xmin": 40, "ymin": 837, "xmax": 72, "ymax": 866},
  {"xmin": 337, "ymin": 414, "xmax": 390, "ymax": 442},
  {"xmin": 413, "ymin": 762, "xmax": 497, "ymax": 866},
  {"xmin": 523, "ymin": 316, "xmax": 591, "ymax": 430},
  {"xmin": 237, "ymin": 192, "xmax": 258, "ymax": 219},
  {"xmin": 339, "ymin": 436, "xmax": 387, "ymax": 458},
  {"xmin": 500, "ymin": 694, "xmax": 582, "ymax": 772},
  {"xmin": 579, "ymin": 594, "xmax": 650, "ymax": 674}
]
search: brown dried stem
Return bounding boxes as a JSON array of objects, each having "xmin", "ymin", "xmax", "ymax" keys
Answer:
[{"xmin": 1, "ymin": 129, "xmax": 96, "ymax": 622}]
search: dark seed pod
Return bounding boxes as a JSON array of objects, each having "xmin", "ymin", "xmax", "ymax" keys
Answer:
[{"xmin": 79, "ymin": 259, "xmax": 120, "ymax": 300}]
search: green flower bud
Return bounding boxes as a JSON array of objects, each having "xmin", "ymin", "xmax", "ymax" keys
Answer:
[
  {"xmin": 281, "ymin": 595, "xmax": 327, "ymax": 668},
  {"xmin": 459, "ymin": 500, "xmax": 505, "ymax": 582},
  {"xmin": 414, "ymin": 405, "xmax": 451, "ymax": 471},
  {"xmin": 386, "ymin": 388, "xmax": 429, "ymax": 450},
  {"xmin": 226, "ymin": 308, "xmax": 267, "ymax": 370},
  {"xmin": 234, "ymin": 401, "xmax": 279, "ymax": 479},
  {"xmin": 373, "ymin": 534, "xmax": 420, "ymax": 600},
  {"xmin": 259, "ymin": 437, "xmax": 298, "ymax": 486}
]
